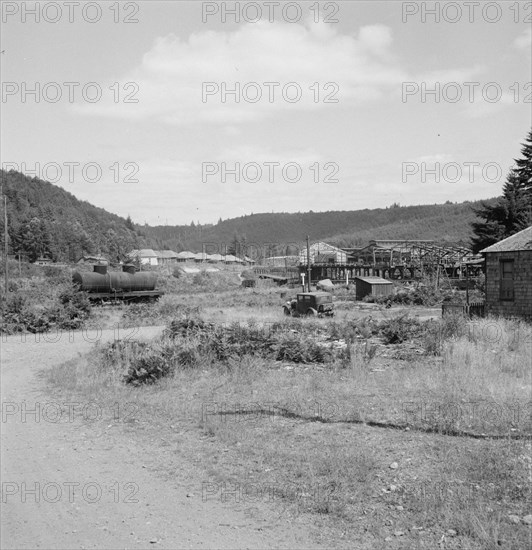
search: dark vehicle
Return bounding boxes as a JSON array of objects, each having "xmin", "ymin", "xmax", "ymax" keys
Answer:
[
  {"xmin": 283, "ymin": 292, "xmax": 334, "ymax": 317},
  {"xmin": 72, "ymin": 264, "xmax": 164, "ymax": 304}
]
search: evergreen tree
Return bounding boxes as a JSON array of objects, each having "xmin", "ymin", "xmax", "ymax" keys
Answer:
[
  {"xmin": 15, "ymin": 217, "xmax": 51, "ymax": 261},
  {"xmin": 515, "ymin": 129, "xmax": 532, "ymax": 193},
  {"xmin": 1, "ymin": 169, "xmax": 138, "ymax": 263},
  {"xmin": 471, "ymin": 129, "xmax": 532, "ymax": 252},
  {"xmin": 125, "ymin": 215, "xmax": 135, "ymax": 231}
]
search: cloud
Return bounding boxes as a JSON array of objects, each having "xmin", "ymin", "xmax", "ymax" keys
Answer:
[
  {"xmin": 416, "ymin": 66, "xmax": 485, "ymax": 85},
  {"xmin": 71, "ymin": 21, "xmax": 412, "ymax": 125},
  {"xmin": 410, "ymin": 154, "xmax": 453, "ymax": 164},
  {"xmin": 463, "ymin": 91, "xmax": 521, "ymax": 119},
  {"xmin": 513, "ymin": 28, "xmax": 532, "ymax": 51},
  {"xmin": 358, "ymin": 25, "xmax": 393, "ymax": 57}
]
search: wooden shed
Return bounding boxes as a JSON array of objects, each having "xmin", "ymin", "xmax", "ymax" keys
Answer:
[
  {"xmin": 354, "ymin": 276, "xmax": 393, "ymax": 300},
  {"xmin": 481, "ymin": 226, "xmax": 532, "ymax": 319}
]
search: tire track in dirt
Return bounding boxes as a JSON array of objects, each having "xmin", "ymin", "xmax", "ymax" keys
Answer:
[{"xmin": 211, "ymin": 408, "xmax": 531, "ymax": 440}]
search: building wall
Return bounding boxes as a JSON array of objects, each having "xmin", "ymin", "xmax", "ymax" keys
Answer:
[
  {"xmin": 140, "ymin": 257, "xmax": 158, "ymax": 266},
  {"xmin": 158, "ymin": 257, "xmax": 177, "ymax": 265},
  {"xmin": 355, "ymin": 279, "xmax": 393, "ymax": 300},
  {"xmin": 485, "ymin": 250, "xmax": 532, "ymax": 318},
  {"xmin": 299, "ymin": 243, "xmax": 348, "ymax": 264}
]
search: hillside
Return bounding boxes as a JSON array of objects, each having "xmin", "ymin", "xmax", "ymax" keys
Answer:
[
  {"xmin": 0, "ymin": 170, "xmax": 141, "ymax": 263},
  {"xmin": 143, "ymin": 201, "xmax": 497, "ymax": 253},
  {"xmin": 1, "ymin": 169, "xmax": 497, "ymax": 262}
]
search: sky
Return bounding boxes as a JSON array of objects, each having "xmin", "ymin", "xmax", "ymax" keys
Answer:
[{"xmin": 1, "ymin": 0, "xmax": 531, "ymax": 225}]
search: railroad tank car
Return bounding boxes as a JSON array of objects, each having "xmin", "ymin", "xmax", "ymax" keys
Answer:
[{"xmin": 72, "ymin": 264, "xmax": 163, "ymax": 303}]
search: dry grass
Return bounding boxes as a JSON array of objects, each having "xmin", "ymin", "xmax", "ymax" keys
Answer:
[{"xmin": 46, "ymin": 311, "xmax": 532, "ymax": 549}]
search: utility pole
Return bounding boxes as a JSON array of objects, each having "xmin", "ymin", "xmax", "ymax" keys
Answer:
[
  {"xmin": 2, "ymin": 188, "xmax": 8, "ymax": 299},
  {"xmin": 306, "ymin": 235, "xmax": 311, "ymax": 292},
  {"xmin": 465, "ymin": 265, "xmax": 470, "ymax": 306}
]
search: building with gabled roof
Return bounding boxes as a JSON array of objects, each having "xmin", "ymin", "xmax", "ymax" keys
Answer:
[
  {"xmin": 299, "ymin": 242, "xmax": 347, "ymax": 265},
  {"xmin": 127, "ymin": 249, "xmax": 158, "ymax": 266},
  {"xmin": 176, "ymin": 251, "xmax": 196, "ymax": 261},
  {"xmin": 77, "ymin": 254, "xmax": 108, "ymax": 265},
  {"xmin": 155, "ymin": 250, "xmax": 178, "ymax": 265},
  {"xmin": 481, "ymin": 226, "xmax": 532, "ymax": 319}
]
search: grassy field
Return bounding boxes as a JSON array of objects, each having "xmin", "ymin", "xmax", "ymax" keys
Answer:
[{"xmin": 44, "ymin": 272, "xmax": 532, "ymax": 549}]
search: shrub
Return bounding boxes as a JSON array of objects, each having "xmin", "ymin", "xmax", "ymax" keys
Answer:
[
  {"xmin": 121, "ymin": 298, "xmax": 202, "ymax": 327},
  {"xmin": 0, "ymin": 282, "xmax": 91, "ymax": 333},
  {"xmin": 274, "ymin": 333, "xmax": 330, "ymax": 363},
  {"xmin": 192, "ymin": 270, "xmax": 212, "ymax": 286},
  {"xmin": 124, "ymin": 351, "xmax": 172, "ymax": 385},
  {"xmin": 422, "ymin": 315, "xmax": 469, "ymax": 356},
  {"xmin": 4, "ymin": 293, "xmax": 26, "ymax": 317},
  {"xmin": 164, "ymin": 315, "xmax": 215, "ymax": 339},
  {"xmin": 377, "ymin": 314, "xmax": 425, "ymax": 344}
]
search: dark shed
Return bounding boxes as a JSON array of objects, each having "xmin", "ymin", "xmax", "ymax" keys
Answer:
[
  {"xmin": 481, "ymin": 226, "xmax": 532, "ymax": 319},
  {"xmin": 354, "ymin": 276, "xmax": 393, "ymax": 300}
]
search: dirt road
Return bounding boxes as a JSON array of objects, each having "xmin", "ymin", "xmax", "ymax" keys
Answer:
[{"xmin": 1, "ymin": 328, "xmax": 323, "ymax": 549}]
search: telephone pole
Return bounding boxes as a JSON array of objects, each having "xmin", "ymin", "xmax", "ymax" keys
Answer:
[
  {"xmin": 1, "ymin": 186, "xmax": 8, "ymax": 299},
  {"xmin": 306, "ymin": 235, "xmax": 311, "ymax": 292}
]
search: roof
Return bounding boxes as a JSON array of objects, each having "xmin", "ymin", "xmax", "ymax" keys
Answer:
[
  {"xmin": 224, "ymin": 254, "xmax": 238, "ymax": 262},
  {"xmin": 354, "ymin": 276, "xmax": 393, "ymax": 285},
  {"xmin": 259, "ymin": 274, "xmax": 288, "ymax": 281},
  {"xmin": 191, "ymin": 252, "xmax": 208, "ymax": 260},
  {"xmin": 128, "ymin": 249, "xmax": 158, "ymax": 258},
  {"xmin": 77, "ymin": 255, "xmax": 108, "ymax": 263},
  {"xmin": 370, "ymin": 240, "xmax": 434, "ymax": 245},
  {"xmin": 309, "ymin": 242, "xmax": 346, "ymax": 254},
  {"xmin": 481, "ymin": 226, "xmax": 532, "ymax": 253},
  {"xmin": 156, "ymin": 250, "xmax": 178, "ymax": 259},
  {"xmin": 177, "ymin": 251, "xmax": 196, "ymax": 259}
]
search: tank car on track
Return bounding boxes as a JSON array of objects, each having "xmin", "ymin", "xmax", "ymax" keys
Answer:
[{"xmin": 72, "ymin": 264, "xmax": 164, "ymax": 304}]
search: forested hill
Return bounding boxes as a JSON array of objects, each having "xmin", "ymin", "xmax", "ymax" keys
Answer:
[
  {"xmin": 1, "ymin": 169, "xmax": 496, "ymax": 262},
  {"xmin": 0, "ymin": 170, "xmax": 141, "ymax": 262},
  {"xmin": 144, "ymin": 200, "xmax": 497, "ymax": 252}
]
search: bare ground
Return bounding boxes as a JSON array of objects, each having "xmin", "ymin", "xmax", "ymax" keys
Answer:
[{"xmin": 0, "ymin": 328, "xmax": 325, "ymax": 550}]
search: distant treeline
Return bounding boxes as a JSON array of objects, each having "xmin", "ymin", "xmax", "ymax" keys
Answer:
[
  {"xmin": 142, "ymin": 201, "xmax": 497, "ymax": 255},
  {"xmin": 0, "ymin": 168, "xmax": 507, "ymax": 264}
]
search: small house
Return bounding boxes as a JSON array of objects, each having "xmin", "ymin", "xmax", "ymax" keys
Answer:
[
  {"xmin": 77, "ymin": 255, "xmax": 108, "ymax": 265},
  {"xmin": 223, "ymin": 254, "xmax": 238, "ymax": 264},
  {"xmin": 354, "ymin": 276, "xmax": 393, "ymax": 300},
  {"xmin": 192, "ymin": 252, "xmax": 208, "ymax": 262},
  {"xmin": 127, "ymin": 249, "xmax": 158, "ymax": 266},
  {"xmin": 35, "ymin": 256, "xmax": 54, "ymax": 266},
  {"xmin": 176, "ymin": 251, "xmax": 195, "ymax": 262},
  {"xmin": 155, "ymin": 250, "xmax": 178, "ymax": 265},
  {"xmin": 208, "ymin": 253, "xmax": 223, "ymax": 263},
  {"xmin": 481, "ymin": 226, "xmax": 532, "ymax": 319}
]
